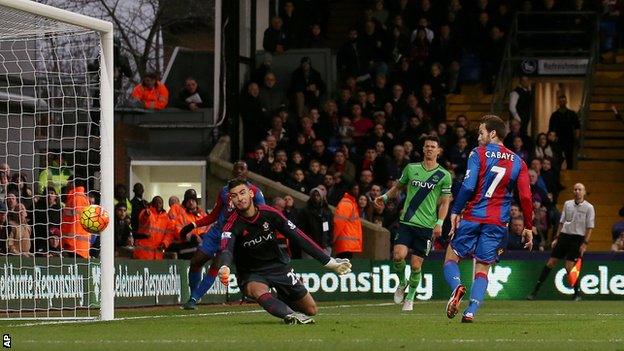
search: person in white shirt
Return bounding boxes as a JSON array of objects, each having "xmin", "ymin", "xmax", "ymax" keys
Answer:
[{"xmin": 527, "ymin": 183, "xmax": 595, "ymax": 301}]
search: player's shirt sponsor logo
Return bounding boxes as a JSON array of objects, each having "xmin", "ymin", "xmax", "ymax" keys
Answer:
[
  {"xmin": 243, "ymin": 233, "xmax": 274, "ymax": 247},
  {"xmin": 410, "ymin": 180, "xmax": 436, "ymax": 190},
  {"xmin": 485, "ymin": 150, "xmax": 515, "ymax": 161}
]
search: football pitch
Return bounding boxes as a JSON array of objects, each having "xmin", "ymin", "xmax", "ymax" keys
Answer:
[{"xmin": 1, "ymin": 300, "xmax": 621, "ymax": 351}]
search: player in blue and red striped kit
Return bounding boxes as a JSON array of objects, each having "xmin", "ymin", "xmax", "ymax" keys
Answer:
[
  {"xmin": 443, "ymin": 115, "xmax": 534, "ymax": 322},
  {"xmin": 179, "ymin": 161, "xmax": 265, "ymax": 309}
]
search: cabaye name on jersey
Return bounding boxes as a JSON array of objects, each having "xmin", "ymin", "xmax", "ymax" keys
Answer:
[{"xmin": 485, "ymin": 150, "xmax": 515, "ymax": 160}]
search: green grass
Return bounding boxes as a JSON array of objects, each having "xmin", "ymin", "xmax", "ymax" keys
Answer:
[{"xmin": 1, "ymin": 300, "xmax": 622, "ymax": 351}]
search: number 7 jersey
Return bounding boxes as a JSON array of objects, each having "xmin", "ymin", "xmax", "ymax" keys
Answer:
[{"xmin": 451, "ymin": 143, "xmax": 533, "ymax": 229}]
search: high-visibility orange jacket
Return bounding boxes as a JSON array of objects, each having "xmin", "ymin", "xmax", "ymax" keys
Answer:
[
  {"xmin": 133, "ymin": 207, "xmax": 175, "ymax": 260},
  {"xmin": 332, "ymin": 193, "xmax": 363, "ymax": 255},
  {"xmin": 170, "ymin": 205, "xmax": 207, "ymax": 243},
  {"xmin": 61, "ymin": 186, "xmax": 91, "ymax": 258},
  {"xmin": 131, "ymin": 81, "xmax": 169, "ymax": 110}
]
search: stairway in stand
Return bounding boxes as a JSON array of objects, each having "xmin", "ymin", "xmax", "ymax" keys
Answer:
[
  {"xmin": 560, "ymin": 53, "xmax": 624, "ymax": 251},
  {"xmin": 446, "ymin": 84, "xmax": 493, "ymax": 128}
]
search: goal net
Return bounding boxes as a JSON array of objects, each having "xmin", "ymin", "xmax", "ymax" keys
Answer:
[{"xmin": 0, "ymin": 0, "xmax": 114, "ymax": 320}]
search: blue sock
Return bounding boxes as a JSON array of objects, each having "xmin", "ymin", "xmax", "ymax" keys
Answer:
[
  {"xmin": 191, "ymin": 268, "xmax": 217, "ymax": 301},
  {"xmin": 465, "ymin": 272, "xmax": 488, "ymax": 315},
  {"xmin": 443, "ymin": 261, "xmax": 461, "ymax": 291},
  {"xmin": 188, "ymin": 271, "xmax": 201, "ymax": 297}
]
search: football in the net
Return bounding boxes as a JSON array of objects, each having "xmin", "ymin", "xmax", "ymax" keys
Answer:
[{"xmin": 80, "ymin": 205, "xmax": 110, "ymax": 233}]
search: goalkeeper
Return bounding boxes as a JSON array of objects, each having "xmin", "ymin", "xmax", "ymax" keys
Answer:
[{"xmin": 218, "ymin": 178, "xmax": 351, "ymax": 324}]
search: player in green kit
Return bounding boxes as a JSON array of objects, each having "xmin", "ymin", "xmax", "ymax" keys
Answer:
[{"xmin": 374, "ymin": 136, "xmax": 452, "ymax": 311}]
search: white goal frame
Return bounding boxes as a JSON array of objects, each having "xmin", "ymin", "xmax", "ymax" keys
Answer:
[{"xmin": 0, "ymin": 0, "xmax": 115, "ymax": 321}]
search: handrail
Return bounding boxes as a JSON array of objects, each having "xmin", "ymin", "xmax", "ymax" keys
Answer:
[
  {"xmin": 577, "ymin": 15, "xmax": 600, "ymax": 155},
  {"xmin": 490, "ymin": 11, "xmax": 600, "ymax": 142}
]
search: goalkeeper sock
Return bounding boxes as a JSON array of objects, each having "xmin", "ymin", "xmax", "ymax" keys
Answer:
[
  {"xmin": 443, "ymin": 261, "xmax": 461, "ymax": 291},
  {"xmin": 257, "ymin": 292, "xmax": 294, "ymax": 319},
  {"xmin": 405, "ymin": 269, "xmax": 422, "ymax": 301},
  {"xmin": 189, "ymin": 271, "xmax": 202, "ymax": 294},
  {"xmin": 191, "ymin": 267, "xmax": 218, "ymax": 301},
  {"xmin": 393, "ymin": 259, "xmax": 407, "ymax": 286},
  {"xmin": 465, "ymin": 272, "xmax": 488, "ymax": 315}
]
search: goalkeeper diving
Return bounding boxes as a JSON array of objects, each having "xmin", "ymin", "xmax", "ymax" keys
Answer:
[{"xmin": 217, "ymin": 178, "xmax": 352, "ymax": 324}]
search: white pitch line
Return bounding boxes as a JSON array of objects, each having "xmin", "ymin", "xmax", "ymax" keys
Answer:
[
  {"xmin": 3, "ymin": 302, "xmax": 395, "ymax": 328},
  {"xmin": 3, "ymin": 301, "xmax": 621, "ymax": 328}
]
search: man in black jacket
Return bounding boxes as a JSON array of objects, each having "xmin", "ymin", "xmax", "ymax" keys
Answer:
[
  {"xmin": 291, "ymin": 57, "xmax": 326, "ymax": 117},
  {"xmin": 298, "ymin": 187, "xmax": 333, "ymax": 257}
]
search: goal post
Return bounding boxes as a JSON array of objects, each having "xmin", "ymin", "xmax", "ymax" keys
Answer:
[{"xmin": 0, "ymin": 0, "xmax": 114, "ymax": 320}]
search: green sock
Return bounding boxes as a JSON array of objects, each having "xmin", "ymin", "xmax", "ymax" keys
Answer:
[
  {"xmin": 405, "ymin": 269, "xmax": 422, "ymax": 301},
  {"xmin": 393, "ymin": 260, "xmax": 407, "ymax": 286}
]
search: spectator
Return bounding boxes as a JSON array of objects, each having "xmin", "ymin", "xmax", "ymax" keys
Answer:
[
  {"xmin": 540, "ymin": 157, "xmax": 562, "ymax": 203},
  {"xmin": 251, "ymin": 53, "xmax": 273, "ymax": 85},
  {"xmin": 481, "ymin": 26, "xmax": 505, "ymax": 94},
  {"xmin": 530, "ymin": 159, "xmax": 549, "ymax": 195},
  {"xmin": 533, "ymin": 200, "xmax": 549, "ymax": 251},
  {"xmin": 114, "ymin": 202, "xmax": 133, "ymax": 249},
  {"xmin": 388, "ymin": 144, "xmax": 410, "ymax": 181},
  {"xmin": 176, "ymin": 77, "xmax": 208, "ymax": 111},
  {"xmin": 133, "ymin": 196, "xmax": 175, "ymax": 260},
  {"xmin": 304, "ymin": 23, "xmax": 327, "ymax": 48},
  {"xmin": 358, "ymin": 194, "xmax": 373, "ymax": 221},
  {"xmin": 548, "ymin": 93, "xmax": 580, "ymax": 169},
  {"xmin": 448, "ymin": 136, "xmax": 469, "ymax": 178},
  {"xmin": 38, "ymin": 153, "xmax": 72, "ymax": 196},
  {"xmin": 130, "ymin": 72, "xmax": 169, "ymax": 110},
  {"xmin": 241, "ymin": 82, "xmax": 266, "ymax": 152},
  {"xmin": 328, "ymin": 150, "xmax": 356, "ymax": 183},
  {"xmin": 7, "ymin": 203, "xmax": 31, "ymax": 256},
  {"xmin": 337, "ymin": 28, "xmax": 370, "ymax": 79},
  {"xmin": 130, "ymin": 183, "xmax": 147, "ymax": 237},
  {"xmin": 307, "ymin": 160, "xmax": 324, "ymax": 189},
  {"xmin": 419, "ymin": 83, "xmax": 445, "ymax": 126},
  {"xmin": 61, "ymin": 179, "xmax": 91, "ymax": 258},
  {"xmin": 507, "ymin": 217, "xmax": 529, "ymax": 250},
  {"xmin": 533, "ymin": 133, "xmax": 554, "ymax": 160},
  {"xmin": 333, "ymin": 183, "xmax": 363, "ymax": 259},
  {"xmin": 288, "ymin": 168, "xmax": 310, "ymax": 194},
  {"xmin": 280, "ymin": 1, "xmax": 302, "ymax": 48},
  {"xmin": 33, "ymin": 186, "xmax": 61, "ymax": 255},
  {"xmin": 612, "ymin": 232, "xmax": 624, "ymax": 252},
  {"xmin": 504, "ymin": 119, "xmax": 532, "ymax": 152},
  {"xmin": 263, "ymin": 16, "xmax": 288, "ymax": 53},
  {"xmin": 267, "ymin": 160, "xmax": 288, "ymax": 184},
  {"xmin": 168, "ymin": 190, "xmax": 205, "ymax": 259},
  {"xmin": 291, "ymin": 57, "xmax": 326, "ymax": 117},
  {"xmin": 114, "ymin": 184, "xmax": 132, "ymax": 215},
  {"xmin": 0, "ymin": 169, "xmax": 7, "ymax": 203},
  {"xmin": 247, "ymin": 145, "xmax": 270, "ymax": 175},
  {"xmin": 299, "ymin": 186, "xmax": 333, "ymax": 256},
  {"xmin": 613, "ymin": 211, "xmax": 624, "ymax": 241},
  {"xmin": 310, "ymin": 139, "xmax": 333, "ymax": 167},
  {"xmin": 0, "ymin": 202, "xmax": 7, "ymax": 254},
  {"xmin": 259, "ymin": 73, "xmax": 288, "ymax": 120},
  {"xmin": 509, "ymin": 75, "xmax": 533, "ymax": 136}
]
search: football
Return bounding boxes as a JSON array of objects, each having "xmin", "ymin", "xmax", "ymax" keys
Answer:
[{"xmin": 80, "ymin": 205, "xmax": 110, "ymax": 233}]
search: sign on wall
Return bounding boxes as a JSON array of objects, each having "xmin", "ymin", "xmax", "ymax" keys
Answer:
[{"xmin": 537, "ymin": 59, "xmax": 589, "ymax": 75}]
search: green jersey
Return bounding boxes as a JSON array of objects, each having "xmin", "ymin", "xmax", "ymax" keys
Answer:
[{"xmin": 398, "ymin": 162, "xmax": 452, "ymax": 229}]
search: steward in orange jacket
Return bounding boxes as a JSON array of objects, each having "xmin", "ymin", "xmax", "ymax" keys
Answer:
[
  {"xmin": 168, "ymin": 190, "xmax": 206, "ymax": 259},
  {"xmin": 131, "ymin": 72, "xmax": 169, "ymax": 110},
  {"xmin": 133, "ymin": 196, "xmax": 175, "ymax": 260},
  {"xmin": 333, "ymin": 186, "xmax": 363, "ymax": 258},
  {"xmin": 61, "ymin": 182, "xmax": 91, "ymax": 259}
]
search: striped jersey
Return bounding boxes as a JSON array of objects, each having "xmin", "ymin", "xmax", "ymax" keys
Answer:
[
  {"xmin": 398, "ymin": 163, "xmax": 452, "ymax": 229},
  {"xmin": 452, "ymin": 143, "xmax": 533, "ymax": 228}
]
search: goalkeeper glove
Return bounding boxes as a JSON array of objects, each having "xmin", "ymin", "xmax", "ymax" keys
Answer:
[
  {"xmin": 218, "ymin": 265, "xmax": 230, "ymax": 285},
  {"xmin": 179, "ymin": 223, "xmax": 196, "ymax": 239},
  {"xmin": 324, "ymin": 257, "xmax": 352, "ymax": 275}
]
